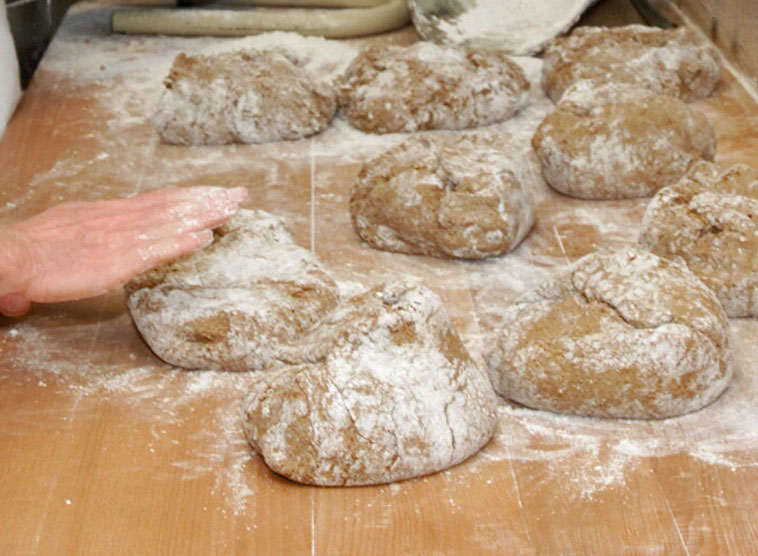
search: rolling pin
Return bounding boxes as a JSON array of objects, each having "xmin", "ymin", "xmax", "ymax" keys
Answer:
[{"xmin": 111, "ymin": 0, "xmax": 410, "ymax": 38}]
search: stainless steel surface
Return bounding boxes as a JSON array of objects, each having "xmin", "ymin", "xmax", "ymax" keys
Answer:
[{"xmin": 6, "ymin": 0, "xmax": 74, "ymax": 86}]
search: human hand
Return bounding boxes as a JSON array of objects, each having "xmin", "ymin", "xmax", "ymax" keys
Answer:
[{"xmin": 0, "ymin": 186, "xmax": 248, "ymax": 317}]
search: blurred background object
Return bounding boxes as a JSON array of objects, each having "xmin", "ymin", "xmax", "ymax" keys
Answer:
[
  {"xmin": 6, "ymin": 0, "xmax": 75, "ymax": 87},
  {"xmin": 1, "ymin": 1, "xmax": 20, "ymax": 136},
  {"xmin": 6, "ymin": 0, "xmax": 754, "ymax": 97},
  {"xmin": 408, "ymin": 0, "xmax": 675, "ymax": 55},
  {"xmin": 111, "ymin": 0, "xmax": 410, "ymax": 38},
  {"xmin": 629, "ymin": 0, "xmax": 674, "ymax": 28},
  {"xmin": 2, "ymin": 0, "xmax": 676, "ymax": 91},
  {"xmin": 408, "ymin": 0, "xmax": 598, "ymax": 55}
]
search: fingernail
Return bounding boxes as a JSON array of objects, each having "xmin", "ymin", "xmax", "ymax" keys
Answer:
[
  {"xmin": 192, "ymin": 229, "xmax": 214, "ymax": 248},
  {"xmin": 228, "ymin": 187, "xmax": 248, "ymax": 203},
  {"xmin": 203, "ymin": 193, "xmax": 239, "ymax": 217}
]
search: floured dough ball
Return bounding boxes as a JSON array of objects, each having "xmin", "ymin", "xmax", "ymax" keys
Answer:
[
  {"xmin": 126, "ymin": 209, "xmax": 339, "ymax": 372},
  {"xmin": 243, "ymin": 283, "xmax": 497, "ymax": 486},
  {"xmin": 337, "ymin": 42, "xmax": 530, "ymax": 133},
  {"xmin": 485, "ymin": 248, "xmax": 733, "ymax": 419},
  {"xmin": 640, "ymin": 161, "xmax": 758, "ymax": 317},
  {"xmin": 531, "ymin": 83, "xmax": 715, "ymax": 199},
  {"xmin": 542, "ymin": 24, "xmax": 721, "ymax": 103},
  {"xmin": 152, "ymin": 49, "xmax": 337, "ymax": 145},
  {"xmin": 350, "ymin": 135, "xmax": 535, "ymax": 259}
]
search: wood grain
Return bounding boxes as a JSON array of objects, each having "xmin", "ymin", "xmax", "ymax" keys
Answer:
[{"xmin": 1, "ymin": 2, "xmax": 758, "ymax": 555}]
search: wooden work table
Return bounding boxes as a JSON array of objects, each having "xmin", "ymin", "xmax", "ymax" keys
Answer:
[{"xmin": 2, "ymin": 1, "xmax": 758, "ymax": 554}]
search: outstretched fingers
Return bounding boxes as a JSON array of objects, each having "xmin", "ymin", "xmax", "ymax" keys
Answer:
[
  {"xmin": 83, "ymin": 186, "xmax": 246, "ymax": 254},
  {"xmin": 134, "ymin": 188, "xmax": 247, "ymax": 240},
  {"xmin": 19, "ymin": 186, "xmax": 248, "ymax": 237},
  {"xmin": 9, "ymin": 186, "xmax": 248, "ymax": 306},
  {"xmin": 134, "ymin": 229, "xmax": 215, "ymax": 272},
  {"xmin": 96, "ymin": 229, "xmax": 216, "ymax": 297}
]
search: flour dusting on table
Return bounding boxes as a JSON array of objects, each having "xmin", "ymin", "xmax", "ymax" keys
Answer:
[{"xmin": 3, "ymin": 2, "xmax": 758, "ymax": 518}]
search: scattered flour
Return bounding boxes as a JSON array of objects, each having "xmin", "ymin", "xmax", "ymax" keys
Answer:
[
  {"xmin": 478, "ymin": 318, "xmax": 758, "ymax": 499},
  {"xmin": 0, "ymin": 319, "xmax": 260, "ymax": 515},
  {"xmin": 3, "ymin": 2, "xmax": 758, "ymax": 519},
  {"xmin": 4, "ymin": 309, "xmax": 758, "ymax": 508}
]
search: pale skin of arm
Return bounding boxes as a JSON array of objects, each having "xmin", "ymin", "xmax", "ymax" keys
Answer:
[{"xmin": 0, "ymin": 186, "xmax": 248, "ymax": 317}]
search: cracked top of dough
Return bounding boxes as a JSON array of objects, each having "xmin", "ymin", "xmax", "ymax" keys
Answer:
[
  {"xmin": 639, "ymin": 161, "xmax": 758, "ymax": 317},
  {"xmin": 243, "ymin": 283, "xmax": 497, "ymax": 486},
  {"xmin": 350, "ymin": 134, "xmax": 535, "ymax": 259},
  {"xmin": 337, "ymin": 41, "xmax": 530, "ymax": 133},
  {"xmin": 485, "ymin": 247, "xmax": 733, "ymax": 419},
  {"xmin": 541, "ymin": 24, "xmax": 721, "ymax": 103}
]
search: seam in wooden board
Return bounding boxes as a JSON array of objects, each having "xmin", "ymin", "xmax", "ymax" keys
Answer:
[
  {"xmin": 310, "ymin": 490, "xmax": 316, "ymax": 556},
  {"xmin": 309, "ymin": 138, "xmax": 316, "ymax": 254},
  {"xmin": 663, "ymin": 493, "xmax": 693, "ymax": 556},
  {"xmin": 30, "ymin": 315, "xmax": 104, "ymax": 550}
]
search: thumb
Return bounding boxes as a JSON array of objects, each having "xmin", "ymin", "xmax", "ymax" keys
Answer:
[{"xmin": 0, "ymin": 294, "xmax": 32, "ymax": 318}]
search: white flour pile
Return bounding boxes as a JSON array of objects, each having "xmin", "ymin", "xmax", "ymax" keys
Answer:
[
  {"xmin": 3, "ymin": 2, "xmax": 758, "ymax": 518},
  {"xmin": 409, "ymin": 0, "xmax": 595, "ymax": 54}
]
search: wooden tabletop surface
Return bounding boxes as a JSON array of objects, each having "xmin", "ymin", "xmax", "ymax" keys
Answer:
[{"xmin": 2, "ymin": 2, "xmax": 758, "ymax": 555}]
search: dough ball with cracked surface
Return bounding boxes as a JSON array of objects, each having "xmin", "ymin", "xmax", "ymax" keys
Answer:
[
  {"xmin": 350, "ymin": 135, "xmax": 535, "ymax": 259},
  {"xmin": 152, "ymin": 49, "xmax": 337, "ymax": 145},
  {"xmin": 485, "ymin": 248, "xmax": 733, "ymax": 419},
  {"xmin": 531, "ymin": 83, "xmax": 715, "ymax": 200},
  {"xmin": 243, "ymin": 283, "xmax": 498, "ymax": 486},
  {"xmin": 337, "ymin": 42, "xmax": 530, "ymax": 133},
  {"xmin": 640, "ymin": 161, "xmax": 758, "ymax": 317},
  {"xmin": 542, "ymin": 24, "xmax": 721, "ymax": 103},
  {"xmin": 126, "ymin": 209, "xmax": 339, "ymax": 372}
]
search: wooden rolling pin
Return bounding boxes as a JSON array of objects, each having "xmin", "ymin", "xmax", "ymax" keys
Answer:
[{"xmin": 111, "ymin": 0, "xmax": 410, "ymax": 38}]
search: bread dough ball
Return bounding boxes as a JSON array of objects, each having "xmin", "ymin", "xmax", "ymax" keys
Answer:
[
  {"xmin": 640, "ymin": 161, "xmax": 758, "ymax": 317},
  {"xmin": 126, "ymin": 209, "xmax": 339, "ymax": 372},
  {"xmin": 350, "ymin": 135, "xmax": 535, "ymax": 259},
  {"xmin": 542, "ymin": 25, "xmax": 721, "ymax": 103},
  {"xmin": 485, "ymin": 248, "xmax": 733, "ymax": 419},
  {"xmin": 337, "ymin": 42, "xmax": 530, "ymax": 134},
  {"xmin": 243, "ymin": 283, "xmax": 497, "ymax": 486},
  {"xmin": 152, "ymin": 49, "xmax": 337, "ymax": 145},
  {"xmin": 531, "ymin": 83, "xmax": 716, "ymax": 200}
]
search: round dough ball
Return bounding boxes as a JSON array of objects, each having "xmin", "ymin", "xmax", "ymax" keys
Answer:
[
  {"xmin": 531, "ymin": 83, "xmax": 716, "ymax": 200},
  {"xmin": 350, "ymin": 135, "xmax": 535, "ymax": 259},
  {"xmin": 126, "ymin": 209, "xmax": 339, "ymax": 372},
  {"xmin": 485, "ymin": 247, "xmax": 733, "ymax": 419},
  {"xmin": 337, "ymin": 42, "xmax": 530, "ymax": 134},
  {"xmin": 542, "ymin": 24, "xmax": 721, "ymax": 103},
  {"xmin": 243, "ymin": 283, "xmax": 498, "ymax": 486},
  {"xmin": 640, "ymin": 161, "xmax": 758, "ymax": 317},
  {"xmin": 152, "ymin": 49, "xmax": 337, "ymax": 145}
]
